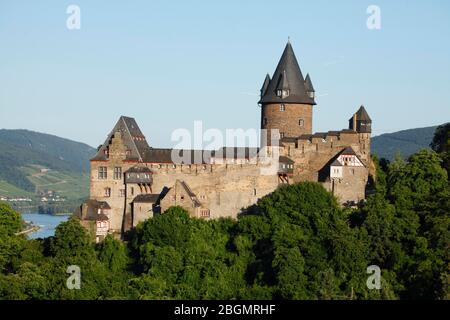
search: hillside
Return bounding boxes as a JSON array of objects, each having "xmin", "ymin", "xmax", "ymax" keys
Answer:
[
  {"xmin": 0, "ymin": 129, "xmax": 95, "ymax": 212},
  {"xmin": 371, "ymin": 125, "xmax": 438, "ymax": 161}
]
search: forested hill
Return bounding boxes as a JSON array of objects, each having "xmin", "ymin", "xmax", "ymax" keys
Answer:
[
  {"xmin": 0, "ymin": 129, "xmax": 95, "ymax": 200},
  {"xmin": 0, "ymin": 129, "xmax": 95, "ymax": 173},
  {"xmin": 371, "ymin": 125, "xmax": 438, "ymax": 160}
]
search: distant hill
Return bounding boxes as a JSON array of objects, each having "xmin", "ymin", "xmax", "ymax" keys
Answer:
[
  {"xmin": 371, "ymin": 125, "xmax": 438, "ymax": 161},
  {"xmin": 0, "ymin": 129, "xmax": 96, "ymax": 210}
]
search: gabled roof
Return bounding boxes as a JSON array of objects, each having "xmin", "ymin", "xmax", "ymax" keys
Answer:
[
  {"xmin": 173, "ymin": 180, "xmax": 201, "ymax": 207},
  {"xmin": 91, "ymin": 116, "xmax": 152, "ymax": 162},
  {"xmin": 340, "ymin": 146, "xmax": 357, "ymax": 156},
  {"xmin": 75, "ymin": 200, "xmax": 110, "ymax": 221},
  {"xmin": 259, "ymin": 42, "xmax": 316, "ymax": 105}
]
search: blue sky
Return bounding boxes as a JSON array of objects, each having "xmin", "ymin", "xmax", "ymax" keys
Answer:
[{"xmin": 1, "ymin": 0, "xmax": 449, "ymax": 148}]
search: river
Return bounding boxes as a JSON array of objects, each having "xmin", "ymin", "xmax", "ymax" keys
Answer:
[{"xmin": 21, "ymin": 213, "xmax": 71, "ymax": 239}]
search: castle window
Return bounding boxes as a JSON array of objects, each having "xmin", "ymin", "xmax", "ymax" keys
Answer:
[
  {"xmin": 131, "ymin": 187, "xmax": 134, "ymax": 196},
  {"xmin": 280, "ymin": 104, "xmax": 286, "ymax": 112},
  {"xmin": 98, "ymin": 167, "xmax": 107, "ymax": 179},
  {"xmin": 113, "ymin": 167, "xmax": 122, "ymax": 180},
  {"xmin": 104, "ymin": 188, "xmax": 111, "ymax": 197},
  {"xmin": 280, "ymin": 132, "xmax": 285, "ymax": 138},
  {"xmin": 180, "ymin": 195, "xmax": 185, "ymax": 201},
  {"xmin": 200, "ymin": 209, "xmax": 210, "ymax": 218},
  {"xmin": 299, "ymin": 119, "xmax": 305, "ymax": 127},
  {"xmin": 119, "ymin": 189, "xmax": 125, "ymax": 197}
]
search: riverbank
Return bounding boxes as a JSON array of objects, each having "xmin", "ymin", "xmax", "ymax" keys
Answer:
[{"xmin": 20, "ymin": 213, "xmax": 70, "ymax": 239}]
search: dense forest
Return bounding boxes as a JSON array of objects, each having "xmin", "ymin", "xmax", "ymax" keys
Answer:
[{"xmin": 0, "ymin": 124, "xmax": 449, "ymax": 300}]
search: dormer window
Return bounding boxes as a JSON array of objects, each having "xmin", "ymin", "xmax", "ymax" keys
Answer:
[
  {"xmin": 307, "ymin": 91, "xmax": 315, "ymax": 99},
  {"xmin": 277, "ymin": 89, "xmax": 290, "ymax": 98}
]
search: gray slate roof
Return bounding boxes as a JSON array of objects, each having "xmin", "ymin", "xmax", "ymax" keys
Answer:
[
  {"xmin": 91, "ymin": 116, "xmax": 152, "ymax": 162},
  {"xmin": 75, "ymin": 199, "xmax": 110, "ymax": 221},
  {"xmin": 355, "ymin": 106, "xmax": 371, "ymax": 121},
  {"xmin": 304, "ymin": 74, "xmax": 315, "ymax": 93},
  {"xmin": 259, "ymin": 42, "xmax": 316, "ymax": 105},
  {"xmin": 125, "ymin": 165, "xmax": 153, "ymax": 173},
  {"xmin": 133, "ymin": 194, "xmax": 160, "ymax": 203}
]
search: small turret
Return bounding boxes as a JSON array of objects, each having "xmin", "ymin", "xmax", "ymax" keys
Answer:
[
  {"xmin": 304, "ymin": 74, "xmax": 315, "ymax": 99},
  {"xmin": 349, "ymin": 106, "xmax": 372, "ymax": 133},
  {"xmin": 260, "ymin": 74, "xmax": 271, "ymax": 98}
]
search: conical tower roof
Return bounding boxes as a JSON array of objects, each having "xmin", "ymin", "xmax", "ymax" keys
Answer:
[
  {"xmin": 259, "ymin": 42, "xmax": 316, "ymax": 105},
  {"xmin": 305, "ymin": 73, "xmax": 315, "ymax": 92},
  {"xmin": 260, "ymin": 74, "xmax": 271, "ymax": 97}
]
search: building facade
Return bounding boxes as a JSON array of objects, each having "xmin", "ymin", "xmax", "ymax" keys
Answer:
[{"xmin": 75, "ymin": 42, "xmax": 373, "ymax": 241}]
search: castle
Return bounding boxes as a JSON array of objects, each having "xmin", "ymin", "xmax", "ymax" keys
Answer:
[{"xmin": 75, "ymin": 42, "xmax": 373, "ymax": 242}]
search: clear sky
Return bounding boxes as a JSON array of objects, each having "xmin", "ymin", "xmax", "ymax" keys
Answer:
[{"xmin": 1, "ymin": 0, "xmax": 449, "ymax": 148}]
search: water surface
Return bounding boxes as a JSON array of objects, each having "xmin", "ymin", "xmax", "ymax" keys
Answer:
[{"xmin": 21, "ymin": 213, "xmax": 70, "ymax": 239}]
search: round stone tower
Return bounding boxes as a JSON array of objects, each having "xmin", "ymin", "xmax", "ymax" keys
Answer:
[{"xmin": 259, "ymin": 41, "xmax": 316, "ymax": 145}]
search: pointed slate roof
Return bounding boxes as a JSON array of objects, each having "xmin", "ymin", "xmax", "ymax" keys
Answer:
[
  {"xmin": 259, "ymin": 42, "xmax": 316, "ymax": 105},
  {"xmin": 91, "ymin": 116, "xmax": 152, "ymax": 162},
  {"xmin": 276, "ymin": 70, "xmax": 290, "ymax": 91},
  {"xmin": 260, "ymin": 74, "xmax": 271, "ymax": 96},
  {"xmin": 355, "ymin": 106, "xmax": 371, "ymax": 121},
  {"xmin": 305, "ymin": 74, "xmax": 315, "ymax": 92}
]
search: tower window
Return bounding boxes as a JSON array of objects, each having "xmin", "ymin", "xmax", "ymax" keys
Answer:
[
  {"xmin": 280, "ymin": 104, "xmax": 286, "ymax": 112},
  {"xmin": 299, "ymin": 119, "xmax": 305, "ymax": 127}
]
